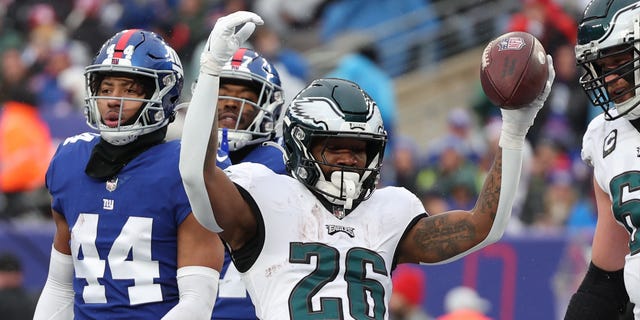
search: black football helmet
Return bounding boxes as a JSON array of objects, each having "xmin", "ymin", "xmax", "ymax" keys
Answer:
[
  {"xmin": 283, "ymin": 78, "xmax": 387, "ymax": 216},
  {"xmin": 576, "ymin": 0, "xmax": 640, "ymax": 120},
  {"xmin": 85, "ymin": 29, "xmax": 184, "ymax": 145}
]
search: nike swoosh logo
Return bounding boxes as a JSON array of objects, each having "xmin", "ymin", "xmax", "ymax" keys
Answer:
[{"xmin": 216, "ymin": 154, "xmax": 229, "ymax": 163}]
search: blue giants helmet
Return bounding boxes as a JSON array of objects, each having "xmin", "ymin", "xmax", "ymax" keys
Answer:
[
  {"xmin": 218, "ymin": 48, "xmax": 284, "ymax": 151},
  {"xmin": 84, "ymin": 29, "xmax": 184, "ymax": 145}
]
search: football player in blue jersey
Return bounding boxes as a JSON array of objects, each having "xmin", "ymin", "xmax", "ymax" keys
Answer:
[
  {"xmin": 33, "ymin": 29, "xmax": 228, "ymax": 319},
  {"xmin": 181, "ymin": 11, "xmax": 553, "ymax": 320},
  {"xmin": 211, "ymin": 48, "xmax": 285, "ymax": 319}
]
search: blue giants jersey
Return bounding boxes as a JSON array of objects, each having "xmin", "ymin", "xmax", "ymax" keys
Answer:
[
  {"xmin": 46, "ymin": 132, "xmax": 195, "ymax": 319},
  {"xmin": 212, "ymin": 142, "xmax": 285, "ymax": 319}
]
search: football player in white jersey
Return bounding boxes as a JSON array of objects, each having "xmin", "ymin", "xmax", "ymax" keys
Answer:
[
  {"xmin": 565, "ymin": 0, "xmax": 640, "ymax": 319},
  {"xmin": 180, "ymin": 11, "xmax": 554, "ymax": 320}
]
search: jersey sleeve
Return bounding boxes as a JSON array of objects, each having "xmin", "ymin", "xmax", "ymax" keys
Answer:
[
  {"xmin": 581, "ymin": 115, "xmax": 608, "ymax": 193},
  {"xmin": 581, "ymin": 116, "xmax": 600, "ymax": 168},
  {"xmin": 224, "ymin": 162, "xmax": 273, "ymax": 189}
]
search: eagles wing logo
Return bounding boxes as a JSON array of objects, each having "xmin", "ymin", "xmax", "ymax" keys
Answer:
[{"xmin": 290, "ymin": 97, "xmax": 343, "ymax": 130}]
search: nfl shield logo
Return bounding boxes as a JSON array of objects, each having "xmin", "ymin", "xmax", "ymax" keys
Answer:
[
  {"xmin": 497, "ymin": 37, "xmax": 526, "ymax": 51},
  {"xmin": 106, "ymin": 177, "xmax": 118, "ymax": 192}
]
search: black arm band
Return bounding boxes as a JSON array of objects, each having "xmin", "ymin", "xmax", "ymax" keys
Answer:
[{"xmin": 564, "ymin": 261, "xmax": 629, "ymax": 320}]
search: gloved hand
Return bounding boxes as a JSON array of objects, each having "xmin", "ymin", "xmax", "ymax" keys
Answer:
[
  {"xmin": 200, "ymin": 11, "xmax": 263, "ymax": 76},
  {"xmin": 499, "ymin": 54, "xmax": 555, "ymax": 149}
]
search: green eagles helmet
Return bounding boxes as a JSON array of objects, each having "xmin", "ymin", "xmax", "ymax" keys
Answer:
[
  {"xmin": 576, "ymin": 0, "xmax": 640, "ymax": 120},
  {"xmin": 282, "ymin": 78, "xmax": 387, "ymax": 217}
]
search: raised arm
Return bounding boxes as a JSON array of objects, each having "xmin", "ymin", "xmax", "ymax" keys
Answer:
[
  {"xmin": 179, "ymin": 11, "xmax": 263, "ymax": 235},
  {"xmin": 398, "ymin": 56, "xmax": 556, "ymax": 265}
]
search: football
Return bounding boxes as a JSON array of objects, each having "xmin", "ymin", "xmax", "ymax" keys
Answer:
[{"xmin": 480, "ymin": 31, "xmax": 548, "ymax": 109}]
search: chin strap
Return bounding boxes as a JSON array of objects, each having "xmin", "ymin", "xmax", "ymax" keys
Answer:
[{"xmin": 315, "ymin": 171, "xmax": 361, "ymax": 210}]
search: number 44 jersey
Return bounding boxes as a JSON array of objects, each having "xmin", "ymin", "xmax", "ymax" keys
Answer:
[
  {"xmin": 45, "ymin": 133, "xmax": 192, "ymax": 319},
  {"xmin": 225, "ymin": 163, "xmax": 427, "ymax": 320}
]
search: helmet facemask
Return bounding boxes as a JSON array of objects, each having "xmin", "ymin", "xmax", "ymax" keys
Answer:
[
  {"xmin": 85, "ymin": 68, "xmax": 178, "ymax": 145},
  {"xmin": 286, "ymin": 126, "xmax": 386, "ymax": 218},
  {"xmin": 215, "ymin": 48, "xmax": 284, "ymax": 152},
  {"xmin": 84, "ymin": 29, "xmax": 184, "ymax": 146},
  {"xmin": 576, "ymin": 0, "xmax": 640, "ymax": 120},
  {"xmin": 578, "ymin": 43, "xmax": 640, "ymax": 120},
  {"xmin": 312, "ymin": 134, "xmax": 385, "ymax": 212},
  {"xmin": 217, "ymin": 78, "xmax": 283, "ymax": 151}
]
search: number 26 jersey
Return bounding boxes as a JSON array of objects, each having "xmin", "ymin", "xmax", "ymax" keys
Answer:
[{"xmin": 226, "ymin": 162, "xmax": 427, "ymax": 320}]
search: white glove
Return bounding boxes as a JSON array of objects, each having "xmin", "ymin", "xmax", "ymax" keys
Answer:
[
  {"xmin": 499, "ymin": 54, "xmax": 555, "ymax": 149},
  {"xmin": 200, "ymin": 11, "xmax": 264, "ymax": 76}
]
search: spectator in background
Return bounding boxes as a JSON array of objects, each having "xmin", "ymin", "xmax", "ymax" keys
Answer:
[
  {"xmin": 418, "ymin": 133, "xmax": 482, "ymax": 210},
  {"xmin": 0, "ymin": 6, "xmax": 24, "ymax": 55},
  {"xmin": 326, "ymin": 44, "xmax": 398, "ymax": 154},
  {"xmin": 419, "ymin": 190, "xmax": 449, "ymax": 215},
  {"xmin": 381, "ymin": 135, "xmax": 421, "ymax": 193},
  {"xmin": 425, "ymin": 107, "xmax": 486, "ymax": 165},
  {"xmin": 113, "ymin": 0, "xmax": 173, "ymax": 31},
  {"xmin": 251, "ymin": 25, "xmax": 308, "ymax": 108},
  {"xmin": 33, "ymin": 45, "xmax": 88, "ymax": 143},
  {"xmin": 319, "ymin": 0, "xmax": 440, "ymax": 76},
  {"xmin": 64, "ymin": 0, "xmax": 114, "ymax": 55},
  {"xmin": 507, "ymin": 0, "xmax": 578, "ymax": 147},
  {"xmin": 507, "ymin": 0, "xmax": 577, "ymax": 53},
  {"xmin": 253, "ymin": 0, "xmax": 327, "ymax": 36},
  {"xmin": 532, "ymin": 170, "xmax": 596, "ymax": 233},
  {"xmin": 252, "ymin": 26, "xmax": 309, "ymax": 83},
  {"xmin": 438, "ymin": 286, "xmax": 492, "ymax": 320},
  {"xmin": 390, "ymin": 264, "xmax": 433, "ymax": 320},
  {"xmin": 0, "ymin": 48, "xmax": 53, "ymax": 220},
  {"xmin": 520, "ymin": 138, "xmax": 571, "ymax": 226},
  {"xmin": 0, "ymin": 252, "xmax": 37, "ymax": 320},
  {"xmin": 540, "ymin": 44, "xmax": 591, "ymax": 154}
]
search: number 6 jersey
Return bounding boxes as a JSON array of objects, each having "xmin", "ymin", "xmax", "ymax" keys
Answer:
[
  {"xmin": 582, "ymin": 111, "xmax": 640, "ymax": 249},
  {"xmin": 225, "ymin": 163, "xmax": 427, "ymax": 320},
  {"xmin": 45, "ymin": 133, "xmax": 192, "ymax": 319}
]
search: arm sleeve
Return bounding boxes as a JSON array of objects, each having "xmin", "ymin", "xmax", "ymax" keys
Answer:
[
  {"xmin": 565, "ymin": 262, "xmax": 629, "ymax": 319},
  {"xmin": 161, "ymin": 266, "xmax": 220, "ymax": 320},
  {"xmin": 33, "ymin": 246, "xmax": 75, "ymax": 320},
  {"xmin": 179, "ymin": 72, "xmax": 223, "ymax": 232}
]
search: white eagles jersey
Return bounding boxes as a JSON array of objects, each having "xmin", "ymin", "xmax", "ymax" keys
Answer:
[
  {"xmin": 582, "ymin": 109, "xmax": 640, "ymax": 251},
  {"xmin": 225, "ymin": 162, "xmax": 427, "ymax": 320}
]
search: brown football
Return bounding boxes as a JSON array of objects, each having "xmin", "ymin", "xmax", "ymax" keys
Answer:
[{"xmin": 480, "ymin": 31, "xmax": 548, "ymax": 109}]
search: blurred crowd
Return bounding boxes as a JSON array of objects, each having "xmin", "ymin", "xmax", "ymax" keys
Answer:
[
  {"xmin": 380, "ymin": 0, "xmax": 600, "ymax": 236},
  {"xmin": 0, "ymin": 0, "xmax": 604, "ymax": 319},
  {"xmin": 0, "ymin": 0, "xmax": 598, "ymax": 237}
]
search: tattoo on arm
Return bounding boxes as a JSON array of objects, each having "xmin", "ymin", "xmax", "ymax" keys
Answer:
[
  {"xmin": 405, "ymin": 149, "xmax": 503, "ymax": 262},
  {"xmin": 475, "ymin": 148, "xmax": 502, "ymax": 220},
  {"xmin": 411, "ymin": 215, "xmax": 475, "ymax": 261}
]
